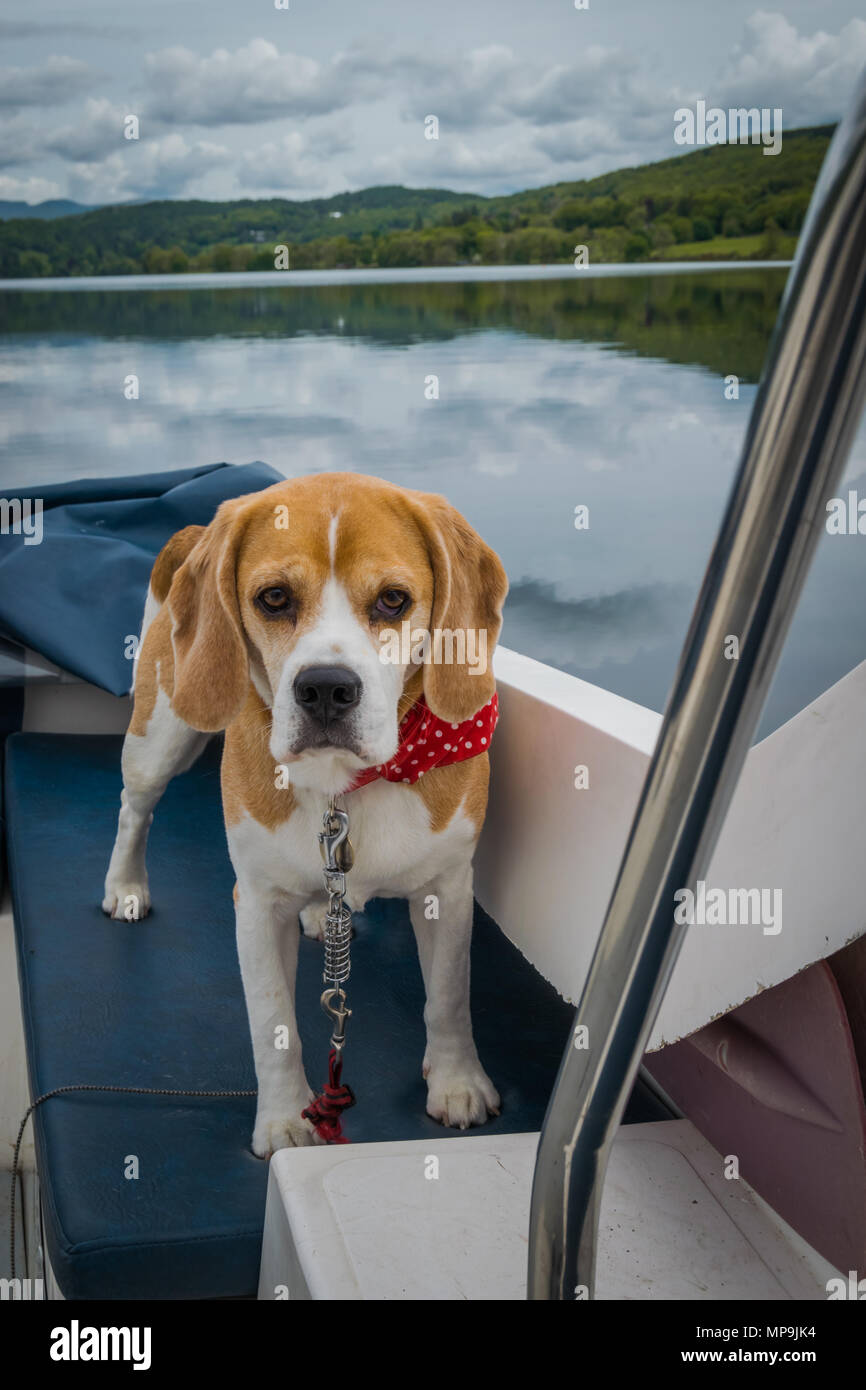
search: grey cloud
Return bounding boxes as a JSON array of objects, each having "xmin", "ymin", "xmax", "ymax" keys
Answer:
[
  {"xmin": 0, "ymin": 114, "xmax": 42, "ymax": 167},
  {"xmin": 0, "ymin": 20, "xmax": 136, "ymax": 38},
  {"xmin": 532, "ymin": 118, "xmax": 640, "ymax": 164},
  {"xmin": 45, "ymin": 99, "xmax": 129, "ymax": 163},
  {"xmin": 0, "ymin": 55, "xmax": 93, "ymax": 108},
  {"xmin": 509, "ymin": 50, "xmax": 645, "ymax": 127}
]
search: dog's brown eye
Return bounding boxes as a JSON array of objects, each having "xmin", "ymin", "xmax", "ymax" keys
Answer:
[
  {"xmin": 375, "ymin": 588, "xmax": 409, "ymax": 617},
  {"xmin": 257, "ymin": 586, "xmax": 292, "ymax": 615}
]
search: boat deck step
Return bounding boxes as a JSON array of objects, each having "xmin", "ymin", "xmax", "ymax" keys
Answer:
[{"xmin": 259, "ymin": 1120, "xmax": 839, "ymax": 1301}]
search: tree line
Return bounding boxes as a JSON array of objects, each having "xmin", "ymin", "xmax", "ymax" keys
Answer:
[{"xmin": 0, "ymin": 125, "xmax": 832, "ymax": 279}]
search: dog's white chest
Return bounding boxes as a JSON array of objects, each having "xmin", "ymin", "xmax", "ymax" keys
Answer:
[{"xmin": 226, "ymin": 779, "xmax": 475, "ymax": 907}]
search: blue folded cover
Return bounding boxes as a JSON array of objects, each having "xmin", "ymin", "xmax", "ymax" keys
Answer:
[{"xmin": 0, "ymin": 461, "xmax": 282, "ymax": 695}]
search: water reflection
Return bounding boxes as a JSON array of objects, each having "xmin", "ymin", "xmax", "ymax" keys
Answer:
[{"xmin": 1, "ymin": 269, "xmax": 863, "ymax": 738}]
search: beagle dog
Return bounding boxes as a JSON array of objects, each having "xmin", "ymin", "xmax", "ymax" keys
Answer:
[{"xmin": 103, "ymin": 472, "xmax": 508, "ymax": 1156}]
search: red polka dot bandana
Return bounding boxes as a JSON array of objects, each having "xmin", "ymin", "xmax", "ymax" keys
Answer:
[{"xmin": 348, "ymin": 692, "xmax": 499, "ymax": 790}]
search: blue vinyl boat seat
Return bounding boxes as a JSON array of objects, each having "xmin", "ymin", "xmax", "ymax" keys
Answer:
[{"xmin": 6, "ymin": 731, "xmax": 663, "ymax": 1300}]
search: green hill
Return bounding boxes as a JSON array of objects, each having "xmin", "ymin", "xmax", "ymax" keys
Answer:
[
  {"xmin": 0, "ymin": 198, "xmax": 94, "ymax": 221},
  {"xmin": 0, "ymin": 125, "xmax": 833, "ymax": 279}
]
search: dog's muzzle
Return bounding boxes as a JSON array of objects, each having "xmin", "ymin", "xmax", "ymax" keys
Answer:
[{"xmin": 292, "ymin": 666, "xmax": 363, "ymax": 750}]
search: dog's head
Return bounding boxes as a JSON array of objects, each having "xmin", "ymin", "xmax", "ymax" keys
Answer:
[{"xmin": 165, "ymin": 472, "xmax": 508, "ymax": 794}]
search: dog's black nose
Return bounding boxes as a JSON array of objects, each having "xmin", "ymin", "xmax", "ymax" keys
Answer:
[{"xmin": 293, "ymin": 666, "xmax": 362, "ymax": 726}]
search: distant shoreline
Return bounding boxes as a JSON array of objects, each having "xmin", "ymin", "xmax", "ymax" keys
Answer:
[
  {"xmin": 0, "ymin": 261, "xmax": 793, "ymax": 293},
  {"xmin": 0, "ymin": 126, "xmax": 826, "ymax": 283}
]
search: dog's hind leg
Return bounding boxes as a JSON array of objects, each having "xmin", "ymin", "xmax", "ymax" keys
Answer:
[
  {"xmin": 103, "ymin": 686, "xmax": 208, "ymax": 920},
  {"xmin": 103, "ymin": 528, "xmax": 209, "ymax": 921}
]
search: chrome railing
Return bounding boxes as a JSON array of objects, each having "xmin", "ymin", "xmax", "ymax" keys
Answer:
[{"xmin": 527, "ymin": 70, "xmax": 866, "ymax": 1301}]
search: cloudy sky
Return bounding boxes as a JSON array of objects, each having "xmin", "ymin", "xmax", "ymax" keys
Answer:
[{"xmin": 2, "ymin": 0, "xmax": 865, "ymax": 207}]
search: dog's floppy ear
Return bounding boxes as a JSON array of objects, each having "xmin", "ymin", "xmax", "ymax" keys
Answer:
[
  {"xmin": 166, "ymin": 499, "xmax": 250, "ymax": 732},
  {"xmin": 408, "ymin": 491, "xmax": 508, "ymax": 723}
]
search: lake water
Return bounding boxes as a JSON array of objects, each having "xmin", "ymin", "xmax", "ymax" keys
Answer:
[{"xmin": 1, "ymin": 265, "xmax": 864, "ymax": 740}]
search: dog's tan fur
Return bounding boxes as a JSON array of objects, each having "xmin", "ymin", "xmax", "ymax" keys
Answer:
[{"xmin": 135, "ymin": 474, "xmax": 504, "ymax": 834}]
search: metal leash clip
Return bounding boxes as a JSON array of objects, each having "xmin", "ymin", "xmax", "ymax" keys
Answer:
[{"xmin": 321, "ymin": 987, "xmax": 351, "ymax": 1051}]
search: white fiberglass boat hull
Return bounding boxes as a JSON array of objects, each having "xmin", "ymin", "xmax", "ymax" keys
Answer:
[{"xmin": 476, "ymin": 647, "xmax": 866, "ymax": 1049}]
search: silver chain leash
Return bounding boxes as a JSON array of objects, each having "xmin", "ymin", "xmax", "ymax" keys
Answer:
[{"xmin": 318, "ymin": 796, "xmax": 354, "ymax": 1051}]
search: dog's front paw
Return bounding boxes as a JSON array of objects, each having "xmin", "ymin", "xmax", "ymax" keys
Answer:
[
  {"xmin": 102, "ymin": 881, "xmax": 151, "ymax": 921},
  {"xmin": 300, "ymin": 899, "xmax": 357, "ymax": 943},
  {"xmin": 299, "ymin": 898, "xmax": 328, "ymax": 941},
  {"xmin": 252, "ymin": 1107, "xmax": 320, "ymax": 1159},
  {"xmin": 425, "ymin": 1061, "xmax": 501, "ymax": 1130}
]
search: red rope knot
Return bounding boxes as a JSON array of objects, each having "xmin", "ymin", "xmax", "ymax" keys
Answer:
[{"xmin": 302, "ymin": 1048, "xmax": 355, "ymax": 1144}]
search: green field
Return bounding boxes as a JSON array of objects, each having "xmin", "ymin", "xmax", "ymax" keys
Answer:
[{"xmin": 656, "ymin": 232, "xmax": 798, "ymax": 261}]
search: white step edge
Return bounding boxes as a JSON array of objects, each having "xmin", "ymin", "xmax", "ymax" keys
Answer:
[{"xmin": 258, "ymin": 1120, "xmax": 840, "ymax": 1301}]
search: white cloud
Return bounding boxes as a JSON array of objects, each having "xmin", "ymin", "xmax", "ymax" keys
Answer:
[
  {"xmin": 65, "ymin": 132, "xmax": 230, "ymax": 204},
  {"xmin": 143, "ymin": 39, "xmax": 368, "ymax": 125},
  {"xmin": 714, "ymin": 11, "xmax": 866, "ymax": 125},
  {"xmin": 0, "ymin": 172, "xmax": 62, "ymax": 202},
  {"xmin": 332, "ymin": 41, "xmax": 684, "ymax": 189},
  {"xmin": 510, "ymin": 47, "xmax": 646, "ymax": 127},
  {"xmin": 390, "ymin": 43, "xmax": 522, "ymax": 130},
  {"xmin": 3, "ymin": 10, "xmax": 864, "ymax": 206},
  {"xmin": 354, "ymin": 133, "xmax": 546, "ymax": 194},
  {"xmin": 238, "ymin": 126, "xmax": 352, "ymax": 193}
]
